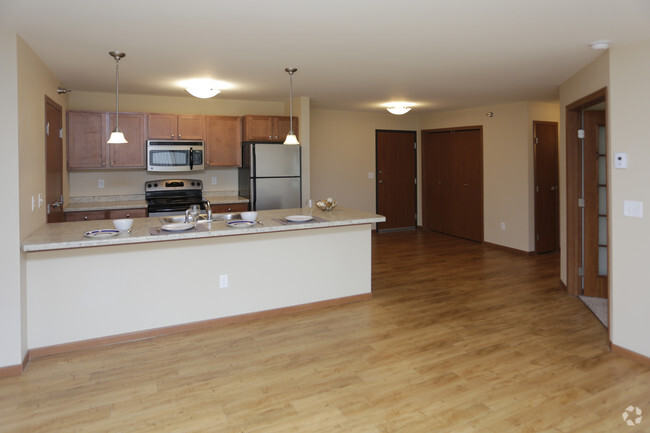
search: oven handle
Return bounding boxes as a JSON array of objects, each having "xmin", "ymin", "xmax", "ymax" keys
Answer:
[{"xmin": 189, "ymin": 147, "xmax": 194, "ymax": 170}]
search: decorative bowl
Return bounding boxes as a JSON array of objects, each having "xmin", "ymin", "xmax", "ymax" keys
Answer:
[
  {"xmin": 112, "ymin": 218, "xmax": 134, "ymax": 232},
  {"xmin": 316, "ymin": 198, "xmax": 337, "ymax": 211}
]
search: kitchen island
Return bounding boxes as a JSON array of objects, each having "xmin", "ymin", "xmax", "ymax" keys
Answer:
[{"xmin": 22, "ymin": 208, "xmax": 385, "ymax": 356}]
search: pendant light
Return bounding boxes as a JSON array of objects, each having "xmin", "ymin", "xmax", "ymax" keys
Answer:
[
  {"xmin": 283, "ymin": 67, "xmax": 299, "ymax": 145},
  {"xmin": 107, "ymin": 51, "xmax": 127, "ymax": 144}
]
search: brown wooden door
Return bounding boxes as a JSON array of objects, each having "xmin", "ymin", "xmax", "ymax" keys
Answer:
[
  {"xmin": 534, "ymin": 121, "xmax": 559, "ymax": 253},
  {"xmin": 45, "ymin": 97, "xmax": 64, "ymax": 223},
  {"xmin": 376, "ymin": 130, "xmax": 417, "ymax": 231},
  {"xmin": 454, "ymin": 129, "xmax": 483, "ymax": 241},
  {"xmin": 422, "ymin": 128, "xmax": 483, "ymax": 242},
  {"xmin": 422, "ymin": 131, "xmax": 454, "ymax": 233},
  {"xmin": 583, "ymin": 110, "xmax": 607, "ymax": 298}
]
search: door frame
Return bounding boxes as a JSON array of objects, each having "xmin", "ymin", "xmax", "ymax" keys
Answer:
[
  {"xmin": 45, "ymin": 95, "xmax": 64, "ymax": 223},
  {"xmin": 375, "ymin": 129, "xmax": 418, "ymax": 232},
  {"xmin": 565, "ymin": 87, "xmax": 607, "ymax": 296}
]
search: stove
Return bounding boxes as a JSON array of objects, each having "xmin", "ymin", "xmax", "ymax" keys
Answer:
[{"xmin": 145, "ymin": 179, "xmax": 206, "ymax": 216}]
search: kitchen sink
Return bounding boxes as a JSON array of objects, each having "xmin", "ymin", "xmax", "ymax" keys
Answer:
[{"xmin": 161, "ymin": 213, "xmax": 242, "ymax": 224}]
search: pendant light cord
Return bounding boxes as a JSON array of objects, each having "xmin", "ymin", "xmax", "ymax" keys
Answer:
[
  {"xmin": 288, "ymin": 70, "xmax": 294, "ymax": 135},
  {"xmin": 115, "ymin": 58, "xmax": 120, "ymax": 130}
]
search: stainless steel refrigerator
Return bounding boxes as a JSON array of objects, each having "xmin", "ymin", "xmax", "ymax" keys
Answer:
[{"xmin": 238, "ymin": 143, "xmax": 301, "ymax": 210}]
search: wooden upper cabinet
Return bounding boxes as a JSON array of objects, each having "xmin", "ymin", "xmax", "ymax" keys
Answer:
[
  {"xmin": 67, "ymin": 111, "xmax": 146, "ymax": 169},
  {"xmin": 67, "ymin": 111, "xmax": 106, "ymax": 168},
  {"xmin": 205, "ymin": 116, "xmax": 242, "ymax": 167},
  {"xmin": 147, "ymin": 113, "xmax": 204, "ymax": 140},
  {"xmin": 177, "ymin": 115, "xmax": 204, "ymax": 139},
  {"xmin": 107, "ymin": 113, "xmax": 146, "ymax": 168},
  {"xmin": 242, "ymin": 115, "xmax": 298, "ymax": 142}
]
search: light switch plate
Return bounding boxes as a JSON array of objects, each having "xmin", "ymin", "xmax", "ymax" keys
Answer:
[
  {"xmin": 624, "ymin": 200, "xmax": 643, "ymax": 218},
  {"xmin": 614, "ymin": 152, "xmax": 628, "ymax": 169}
]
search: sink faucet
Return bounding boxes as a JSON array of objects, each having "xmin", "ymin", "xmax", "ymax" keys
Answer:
[{"xmin": 202, "ymin": 198, "xmax": 212, "ymax": 220}]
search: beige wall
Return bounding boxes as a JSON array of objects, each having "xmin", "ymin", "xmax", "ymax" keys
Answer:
[
  {"xmin": 608, "ymin": 40, "xmax": 650, "ymax": 357},
  {"xmin": 0, "ymin": 32, "xmax": 22, "ymax": 367},
  {"xmin": 17, "ymin": 37, "xmax": 68, "ymax": 238},
  {"xmin": 558, "ymin": 52, "xmax": 610, "ymax": 284},
  {"xmin": 0, "ymin": 33, "xmax": 67, "ymax": 368},
  {"xmin": 419, "ymin": 102, "xmax": 559, "ymax": 251},
  {"xmin": 67, "ymin": 91, "xmax": 288, "ymax": 198},
  {"xmin": 310, "ymin": 109, "xmax": 419, "ymax": 214}
]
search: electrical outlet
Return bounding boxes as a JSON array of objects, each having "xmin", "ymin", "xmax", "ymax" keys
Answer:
[
  {"xmin": 500, "ymin": 222, "xmax": 506, "ymax": 230},
  {"xmin": 38, "ymin": 193, "xmax": 44, "ymax": 208},
  {"xmin": 31, "ymin": 195, "xmax": 35, "ymax": 212},
  {"xmin": 212, "ymin": 176, "xmax": 218, "ymax": 185},
  {"xmin": 219, "ymin": 274, "xmax": 229, "ymax": 288},
  {"xmin": 98, "ymin": 179, "xmax": 104, "ymax": 188}
]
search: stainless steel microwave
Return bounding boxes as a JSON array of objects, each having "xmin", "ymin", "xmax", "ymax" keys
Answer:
[{"xmin": 146, "ymin": 140, "xmax": 204, "ymax": 172}]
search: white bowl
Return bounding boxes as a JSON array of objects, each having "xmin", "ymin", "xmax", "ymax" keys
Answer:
[
  {"xmin": 241, "ymin": 211, "xmax": 258, "ymax": 221},
  {"xmin": 113, "ymin": 218, "xmax": 134, "ymax": 231}
]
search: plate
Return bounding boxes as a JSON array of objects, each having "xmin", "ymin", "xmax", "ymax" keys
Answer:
[
  {"xmin": 161, "ymin": 223, "xmax": 194, "ymax": 231},
  {"xmin": 285, "ymin": 215, "xmax": 313, "ymax": 222},
  {"xmin": 84, "ymin": 229, "xmax": 120, "ymax": 238},
  {"xmin": 227, "ymin": 220, "xmax": 256, "ymax": 228}
]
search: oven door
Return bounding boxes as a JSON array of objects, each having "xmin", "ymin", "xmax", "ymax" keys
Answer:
[{"xmin": 147, "ymin": 141, "xmax": 204, "ymax": 172}]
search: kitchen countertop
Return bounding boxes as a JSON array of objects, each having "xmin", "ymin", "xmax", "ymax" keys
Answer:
[
  {"xmin": 22, "ymin": 207, "xmax": 385, "ymax": 252},
  {"xmin": 63, "ymin": 194, "xmax": 249, "ymax": 213}
]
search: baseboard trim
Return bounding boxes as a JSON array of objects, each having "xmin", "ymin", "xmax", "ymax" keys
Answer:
[
  {"xmin": 0, "ymin": 363, "xmax": 23, "ymax": 378},
  {"xmin": 559, "ymin": 279, "xmax": 568, "ymax": 293},
  {"xmin": 611, "ymin": 344, "xmax": 650, "ymax": 368},
  {"xmin": 482, "ymin": 241, "xmax": 534, "ymax": 256},
  {"xmin": 27, "ymin": 293, "xmax": 372, "ymax": 361}
]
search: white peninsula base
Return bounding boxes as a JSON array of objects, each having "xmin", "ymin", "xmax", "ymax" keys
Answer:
[{"xmin": 26, "ymin": 223, "xmax": 373, "ymax": 356}]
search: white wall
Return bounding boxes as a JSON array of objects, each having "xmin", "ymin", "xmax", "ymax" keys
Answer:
[
  {"xmin": 608, "ymin": 40, "xmax": 650, "ymax": 358},
  {"xmin": 0, "ymin": 32, "xmax": 23, "ymax": 368}
]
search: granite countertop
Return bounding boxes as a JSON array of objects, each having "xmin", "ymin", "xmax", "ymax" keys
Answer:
[
  {"xmin": 63, "ymin": 194, "xmax": 249, "ymax": 212},
  {"xmin": 22, "ymin": 207, "xmax": 385, "ymax": 252}
]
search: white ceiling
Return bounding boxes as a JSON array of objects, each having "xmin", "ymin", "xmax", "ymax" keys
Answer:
[{"xmin": 2, "ymin": 0, "xmax": 650, "ymax": 113}]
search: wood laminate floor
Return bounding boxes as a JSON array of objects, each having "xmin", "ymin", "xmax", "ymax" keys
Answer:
[{"xmin": 2, "ymin": 230, "xmax": 649, "ymax": 432}]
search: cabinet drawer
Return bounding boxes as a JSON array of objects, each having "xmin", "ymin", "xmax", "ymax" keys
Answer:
[
  {"xmin": 65, "ymin": 210, "xmax": 107, "ymax": 222},
  {"xmin": 211, "ymin": 203, "xmax": 249, "ymax": 213},
  {"xmin": 108, "ymin": 209, "xmax": 147, "ymax": 219}
]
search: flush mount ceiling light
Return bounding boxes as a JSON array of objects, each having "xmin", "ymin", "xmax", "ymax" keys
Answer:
[
  {"xmin": 107, "ymin": 51, "xmax": 127, "ymax": 144},
  {"xmin": 185, "ymin": 87, "xmax": 221, "ymax": 99},
  {"xmin": 283, "ymin": 67, "xmax": 299, "ymax": 145},
  {"xmin": 590, "ymin": 40, "xmax": 611, "ymax": 50},
  {"xmin": 386, "ymin": 105, "xmax": 411, "ymax": 115},
  {"xmin": 183, "ymin": 78, "xmax": 223, "ymax": 99}
]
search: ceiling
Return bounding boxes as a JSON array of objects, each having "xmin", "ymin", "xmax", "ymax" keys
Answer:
[{"xmin": 2, "ymin": 0, "xmax": 650, "ymax": 113}]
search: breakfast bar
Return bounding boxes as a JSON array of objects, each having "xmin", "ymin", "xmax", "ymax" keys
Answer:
[{"xmin": 22, "ymin": 208, "xmax": 385, "ymax": 355}]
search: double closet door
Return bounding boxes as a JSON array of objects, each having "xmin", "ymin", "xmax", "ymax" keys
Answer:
[{"xmin": 422, "ymin": 127, "xmax": 483, "ymax": 242}]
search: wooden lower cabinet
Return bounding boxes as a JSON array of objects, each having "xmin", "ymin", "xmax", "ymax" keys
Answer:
[
  {"xmin": 65, "ymin": 208, "xmax": 147, "ymax": 222},
  {"xmin": 211, "ymin": 203, "xmax": 249, "ymax": 213}
]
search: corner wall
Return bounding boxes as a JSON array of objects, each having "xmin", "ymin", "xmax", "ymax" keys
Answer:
[
  {"xmin": 0, "ymin": 32, "xmax": 22, "ymax": 369},
  {"xmin": 608, "ymin": 40, "xmax": 650, "ymax": 358}
]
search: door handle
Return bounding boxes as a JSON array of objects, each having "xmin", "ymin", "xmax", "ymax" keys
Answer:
[{"xmin": 378, "ymin": 180, "xmax": 383, "ymax": 184}]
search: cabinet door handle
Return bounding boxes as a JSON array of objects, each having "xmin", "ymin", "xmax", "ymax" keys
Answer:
[
  {"xmin": 84, "ymin": 216, "xmax": 88, "ymax": 220},
  {"xmin": 102, "ymin": 162, "xmax": 106, "ymax": 167},
  {"xmin": 171, "ymin": 134, "xmax": 175, "ymax": 138},
  {"xmin": 178, "ymin": 134, "xmax": 181, "ymax": 138}
]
